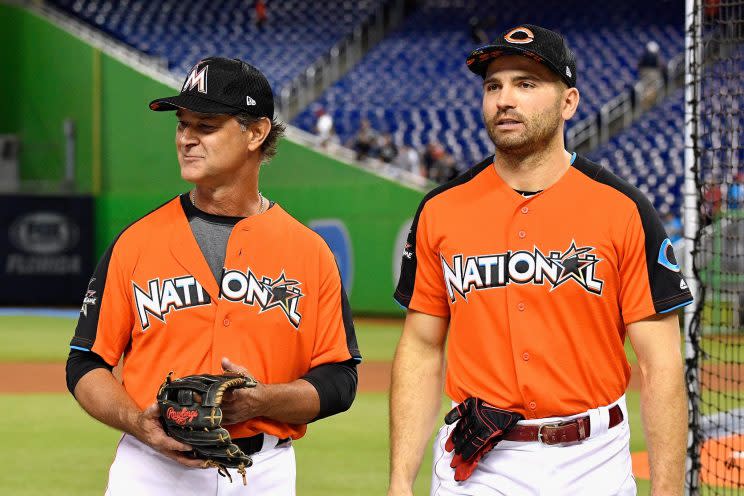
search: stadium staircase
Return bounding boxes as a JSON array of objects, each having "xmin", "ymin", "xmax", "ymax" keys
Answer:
[{"xmin": 292, "ymin": 0, "xmax": 685, "ymax": 166}]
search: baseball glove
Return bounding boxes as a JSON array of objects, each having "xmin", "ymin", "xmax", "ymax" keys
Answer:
[
  {"xmin": 444, "ymin": 397, "xmax": 523, "ymax": 481},
  {"xmin": 157, "ymin": 372, "xmax": 258, "ymax": 484}
]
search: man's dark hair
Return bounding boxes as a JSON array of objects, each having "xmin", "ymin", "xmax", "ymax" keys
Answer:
[{"xmin": 235, "ymin": 113, "xmax": 286, "ymax": 163}]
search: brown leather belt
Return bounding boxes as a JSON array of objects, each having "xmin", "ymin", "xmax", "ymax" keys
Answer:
[{"xmin": 502, "ymin": 404, "xmax": 623, "ymax": 445}]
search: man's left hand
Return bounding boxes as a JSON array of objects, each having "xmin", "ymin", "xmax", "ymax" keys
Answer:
[{"xmin": 220, "ymin": 356, "xmax": 268, "ymax": 424}]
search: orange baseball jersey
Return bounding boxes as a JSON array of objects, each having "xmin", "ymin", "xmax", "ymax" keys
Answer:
[
  {"xmin": 394, "ymin": 154, "xmax": 692, "ymax": 419},
  {"xmin": 71, "ymin": 195, "xmax": 361, "ymax": 440}
]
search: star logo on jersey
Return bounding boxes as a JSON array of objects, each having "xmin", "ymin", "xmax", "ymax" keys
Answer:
[
  {"xmin": 220, "ymin": 268, "xmax": 304, "ymax": 328},
  {"xmin": 260, "ymin": 273, "xmax": 304, "ymax": 323},
  {"xmin": 551, "ymin": 242, "xmax": 601, "ymax": 292},
  {"xmin": 80, "ymin": 277, "xmax": 97, "ymax": 317}
]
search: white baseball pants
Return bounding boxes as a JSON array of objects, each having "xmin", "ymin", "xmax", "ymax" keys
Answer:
[
  {"xmin": 105, "ymin": 433, "xmax": 296, "ymax": 495},
  {"xmin": 430, "ymin": 395, "xmax": 636, "ymax": 496}
]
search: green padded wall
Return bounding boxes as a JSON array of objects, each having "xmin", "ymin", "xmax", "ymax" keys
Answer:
[{"xmin": 1, "ymin": 4, "xmax": 425, "ymax": 314}]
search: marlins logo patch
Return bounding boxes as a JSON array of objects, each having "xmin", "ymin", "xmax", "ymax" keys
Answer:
[{"xmin": 442, "ymin": 240, "xmax": 604, "ymax": 302}]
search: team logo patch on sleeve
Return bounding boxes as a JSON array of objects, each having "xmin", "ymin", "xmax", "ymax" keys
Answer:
[
  {"xmin": 657, "ymin": 238, "xmax": 681, "ymax": 272},
  {"xmin": 441, "ymin": 241, "xmax": 604, "ymax": 302},
  {"xmin": 220, "ymin": 268, "xmax": 304, "ymax": 328},
  {"xmin": 80, "ymin": 277, "xmax": 97, "ymax": 317}
]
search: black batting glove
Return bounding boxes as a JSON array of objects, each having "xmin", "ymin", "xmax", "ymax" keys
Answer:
[{"xmin": 444, "ymin": 397, "xmax": 523, "ymax": 481}]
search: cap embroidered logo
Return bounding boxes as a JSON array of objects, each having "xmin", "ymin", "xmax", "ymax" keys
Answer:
[
  {"xmin": 504, "ymin": 27, "xmax": 535, "ymax": 44},
  {"xmin": 149, "ymin": 57, "xmax": 275, "ymax": 117},
  {"xmin": 182, "ymin": 65, "xmax": 208, "ymax": 94}
]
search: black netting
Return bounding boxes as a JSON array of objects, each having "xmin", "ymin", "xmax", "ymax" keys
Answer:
[{"xmin": 687, "ymin": 1, "xmax": 744, "ymax": 494}]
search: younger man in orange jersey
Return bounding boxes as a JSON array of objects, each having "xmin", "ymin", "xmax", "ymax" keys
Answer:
[
  {"xmin": 389, "ymin": 25, "xmax": 691, "ymax": 496},
  {"xmin": 66, "ymin": 57, "xmax": 360, "ymax": 495}
]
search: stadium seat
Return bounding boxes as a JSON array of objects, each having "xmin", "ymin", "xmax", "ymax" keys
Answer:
[
  {"xmin": 49, "ymin": 0, "xmax": 384, "ymax": 92},
  {"xmin": 293, "ymin": 0, "xmax": 684, "ymax": 166}
]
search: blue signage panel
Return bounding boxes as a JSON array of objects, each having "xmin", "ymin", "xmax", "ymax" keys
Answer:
[{"xmin": 309, "ymin": 219, "xmax": 353, "ymax": 295}]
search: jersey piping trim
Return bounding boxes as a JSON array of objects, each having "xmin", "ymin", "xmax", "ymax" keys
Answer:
[
  {"xmin": 393, "ymin": 155, "xmax": 495, "ymax": 307},
  {"xmin": 659, "ymin": 299, "xmax": 694, "ymax": 313}
]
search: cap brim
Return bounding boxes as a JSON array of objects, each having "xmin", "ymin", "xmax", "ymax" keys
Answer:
[
  {"xmin": 466, "ymin": 44, "xmax": 566, "ymax": 84},
  {"xmin": 148, "ymin": 93, "xmax": 242, "ymax": 114}
]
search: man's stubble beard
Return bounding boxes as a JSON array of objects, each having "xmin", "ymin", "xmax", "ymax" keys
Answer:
[{"xmin": 485, "ymin": 102, "xmax": 563, "ymax": 157}]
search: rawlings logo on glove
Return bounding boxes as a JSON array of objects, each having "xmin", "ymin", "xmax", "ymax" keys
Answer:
[
  {"xmin": 165, "ymin": 407, "xmax": 199, "ymax": 425},
  {"xmin": 444, "ymin": 397, "xmax": 523, "ymax": 481},
  {"xmin": 157, "ymin": 372, "xmax": 258, "ymax": 484}
]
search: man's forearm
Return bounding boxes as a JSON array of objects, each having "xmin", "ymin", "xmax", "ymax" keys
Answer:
[
  {"xmin": 73, "ymin": 365, "xmax": 204, "ymax": 468},
  {"xmin": 260, "ymin": 379, "xmax": 321, "ymax": 424},
  {"xmin": 640, "ymin": 362, "xmax": 688, "ymax": 495},
  {"xmin": 389, "ymin": 329, "xmax": 445, "ymax": 491},
  {"xmin": 73, "ymin": 368, "xmax": 142, "ymax": 436}
]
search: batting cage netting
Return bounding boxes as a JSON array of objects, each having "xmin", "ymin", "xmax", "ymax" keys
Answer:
[{"xmin": 685, "ymin": 0, "xmax": 744, "ymax": 494}]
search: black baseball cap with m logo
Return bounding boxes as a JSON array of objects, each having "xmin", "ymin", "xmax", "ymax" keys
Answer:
[{"xmin": 149, "ymin": 56, "xmax": 274, "ymax": 118}]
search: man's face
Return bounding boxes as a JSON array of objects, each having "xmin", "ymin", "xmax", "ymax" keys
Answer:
[
  {"xmin": 175, "ymin": 109, "xmax": 251, "ymax": 186},
  {"xmin": 481, "ymin": 55, "xmax": 573, "ymax": 154}
]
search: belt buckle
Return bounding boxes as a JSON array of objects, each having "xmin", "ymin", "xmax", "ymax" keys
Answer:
[{"xmin": 536, "ymin": 421, "xmax": 565, "ymax": 444}]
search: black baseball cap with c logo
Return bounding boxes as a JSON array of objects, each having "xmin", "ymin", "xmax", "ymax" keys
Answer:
[
  {"xmin": 466, "ymin": 24, "xmax": 577, "ymax": 88},
  {"xmin": 149, "ymin": 56, "xmax": 274, "ymax": 118}
]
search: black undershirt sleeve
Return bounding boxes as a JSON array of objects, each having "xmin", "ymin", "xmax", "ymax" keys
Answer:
[
  {"xmin": 301, "ymin": 359, "xmax": 358, "ymax": 421},
  {"xmin": 66, "ymin": 349, "xmax": 114, "ymax": 396}
]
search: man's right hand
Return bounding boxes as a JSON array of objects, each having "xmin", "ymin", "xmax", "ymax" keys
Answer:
[
  {"xmin": 133, "ymin": 402, "xmax": 204, "ymax": 468},
  {"xmin": 72, "ymin": 368, "xmax": 205, "ymax": 469}
]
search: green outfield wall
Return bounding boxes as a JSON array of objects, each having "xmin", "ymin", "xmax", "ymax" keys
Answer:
[
  {"xmin": 1, "ymin": 4, "xmax": 424, "ymax": 314},
  {"xmin": 0, "ymin": 5, "xmax": 94, "ymax": 188}
]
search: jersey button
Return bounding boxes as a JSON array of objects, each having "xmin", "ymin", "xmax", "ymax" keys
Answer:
[
  {"xmin": 521, "ymin": 206, "xmax": 529, "ymax": 214},
  {"xmin": 529, "ymin": 401, "xmax": 537, "ymax": 410},
  {"xmin": 517, "ymin": 302, "xmax": 526, "ymax": 311},
  {"xmin": 223, "ymin": 318, "xmax": 230, "ymax": 327},
  {"xmin": 522, "ymin": 352, "xmax": 530, "ymax": 361},
  {"xmin": 518, "ymin": 230, "xmax": 526, "ymax": 239}
]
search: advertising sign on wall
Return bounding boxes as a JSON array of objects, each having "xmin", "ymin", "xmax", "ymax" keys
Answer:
[{"xmin": 0, "ymin": 195, "xmax": 94, "ymax": 305}]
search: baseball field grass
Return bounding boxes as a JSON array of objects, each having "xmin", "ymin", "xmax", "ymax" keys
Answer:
[{"xmin": 0, "ymin": 314, "xmax": 657, "ymax": 495}]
